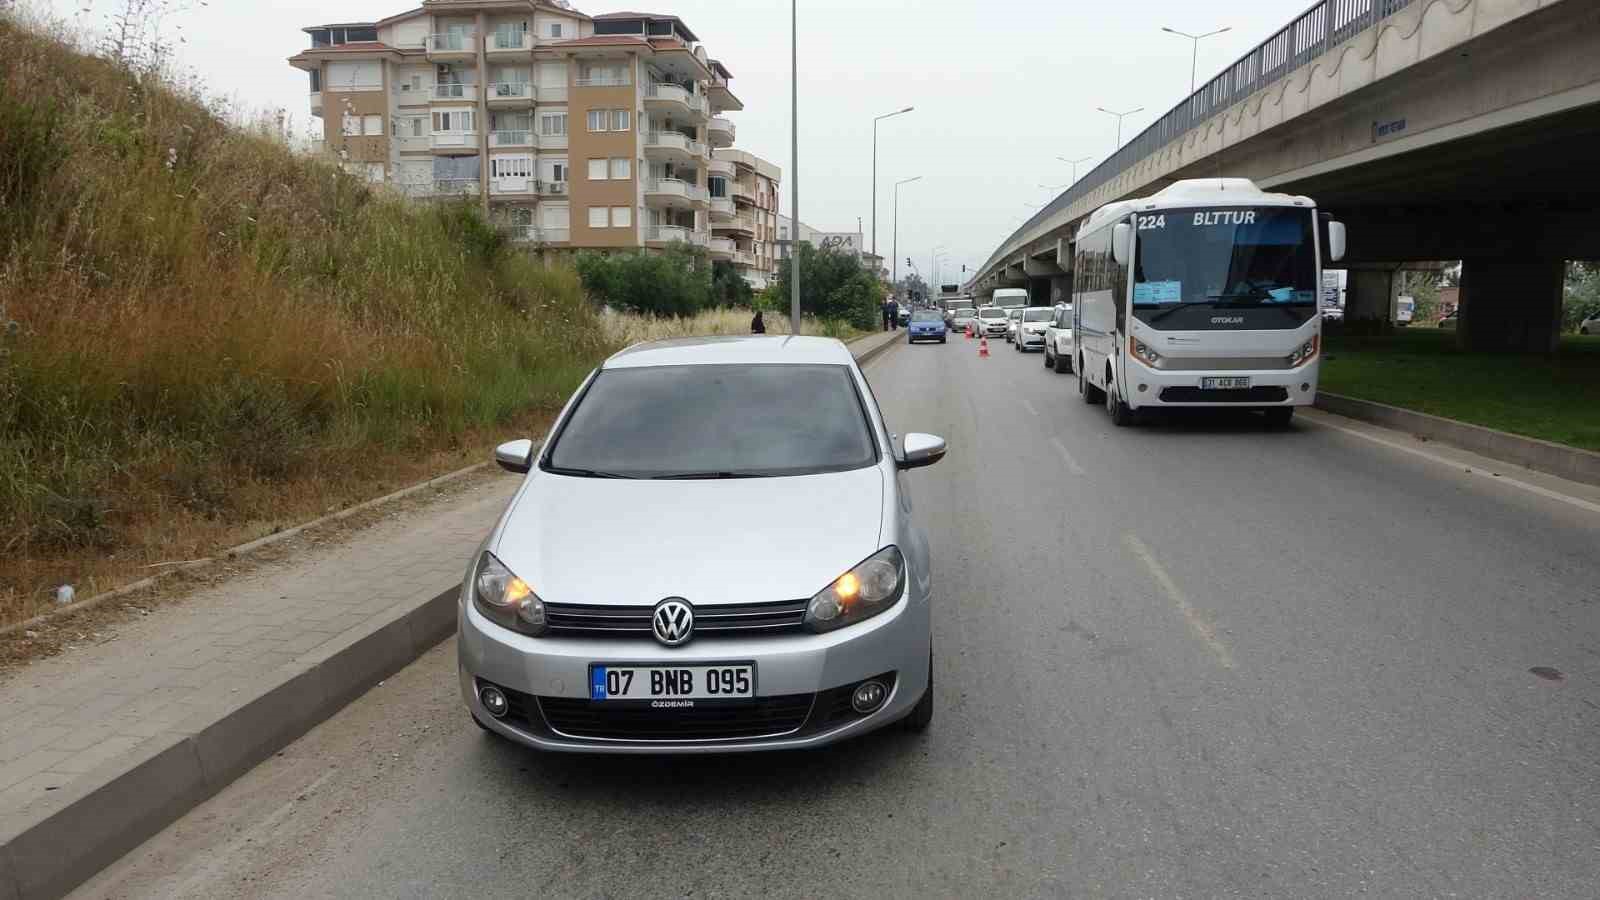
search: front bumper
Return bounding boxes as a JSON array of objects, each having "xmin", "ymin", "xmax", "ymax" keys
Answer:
[
  {"xmin": 909, "ymin": 329, "xmax": 945, "ymax": 341},
  {"xmin": 982, "ymin": 325, "xmax": 1008, "ymax": 337},
  {"xmin": 459, "ymin": 589, "xmax": 931, "ymax": 753},
  {"xmin": 1018, "ymin": 331, "xmax": 1045, "ymax": 347},
  {"xmin": 1122, "ymin": 359, "xmax": 1319, "ymax": 409}
]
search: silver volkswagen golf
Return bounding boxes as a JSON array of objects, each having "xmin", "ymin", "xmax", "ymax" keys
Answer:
[{"xmin": 459, "ymin": 335, "xmax": 946, "ymax": 753}]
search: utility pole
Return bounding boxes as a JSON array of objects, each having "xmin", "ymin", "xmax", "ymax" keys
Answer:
[
  {"xmin": 789, "ymin": 0, "xmax": 801, "ymax": 335},
  {"xmin": 891, "ymin": 175, "xmax": 921, "ymax": 292},
  {"xmin": 1161, "ymin": 25, "xmax": 1230, "ymax": 96},
  {"xmin": 871, "ymin": 106, "xmax": 914, "ymax": 260}
]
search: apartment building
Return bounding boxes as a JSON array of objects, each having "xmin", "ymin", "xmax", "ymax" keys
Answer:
[{"xmin": 288, "ymin": 2, "xmax": 780, "ymax": 286}]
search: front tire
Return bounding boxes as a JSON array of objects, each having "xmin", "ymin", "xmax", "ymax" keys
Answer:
[
  {"xmin": 1107, "ymin": 377, "xmax": 1136, "ymax": 426},
  {"xmin": 1263, "ymin": 407, "xmax": 1295, "ymax": 427},
  {"xmin": 1054, "ymin": 349, "xmax": 1072, "ymax": 374},
  {"xmin": 1082, "ymin": 364, "xmax": 1105, "ymax": 404},
  {"xmin": 1043, "ymin": 345, "xmax": 1054, "ymax": 369},
  {"xmin": 902, "ymin": 651, "xmax": 933, "ymax": 733}
]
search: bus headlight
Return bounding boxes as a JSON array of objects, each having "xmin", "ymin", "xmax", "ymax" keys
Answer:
[
  {"xmin": 1285, "ymin": 335, "xmax": 1319, "ymax": 367},
  {"xmin": 1129, "ymin": 336, "xmax": 1162, "ymax": 367}
]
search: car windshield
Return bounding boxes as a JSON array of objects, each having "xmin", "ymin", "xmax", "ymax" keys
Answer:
[
  {"xmin": 1007, "ymin": 310, "xmax": 1022, "ymax": 320},
  {"xmin": 954, "ymin": 308, "xmax": 975, "ymax": 317},
  {"xmin": 1023, "ymin": 309, "xmax": 1053, "ymax": 322},
  {"xmin": 911, "ymin": 311, "xmax": 943, "ymax": 322},
  {"xmin": 978, "ymin": 309, "xmax": 1006, "ymax": 319},
  {"xmin": 1132, "ymin": 206, "xmax": 1317, "ymax": 330},
  {"xmin": 544, "ymin": 364, "xmax": 877, "ymax": 479}
]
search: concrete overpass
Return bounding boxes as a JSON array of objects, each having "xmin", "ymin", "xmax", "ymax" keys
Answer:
[{"xmin": 969, "ymin": 0, "xmax": 1600, "ymax": 351}]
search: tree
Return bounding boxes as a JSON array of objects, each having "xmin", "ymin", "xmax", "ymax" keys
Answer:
[
  {"xmin": 574, "ymin": 243, "xmax": 711, "ymax": 317},
  {"xmin": 773, "ymin": 244, "xmax": 881, "ymax": 330},
  {"xmin": 710, "ymin": 260, "xmax": 753, "ymax": 309},
  {"xmin": 1564, "ymin": 261, "xmax": 1600, "ymax": 333},
  {"xmin": 899, "ymin": 272, "xmax": 928, "ymax": 305}
]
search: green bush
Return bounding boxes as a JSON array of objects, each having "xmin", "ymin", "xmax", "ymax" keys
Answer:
[
  {"xmin": 575, "ymin": 243, "xmax": 712, "ymax": 317},
  {"xmin": 772, "ymin": 244, "xmax": 883, "ymax": 330}
]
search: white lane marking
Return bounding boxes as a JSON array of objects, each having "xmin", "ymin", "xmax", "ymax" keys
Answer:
[
  {"xmin": 1123, "ymin": 533, "xmax": 1236, "ymax": 670},
  {"xmin": 1049, "ymin": 438, "xmax": 1085, "ymax": 476},
  {"xmin": 1303, "ymin": 415, "xmax": 1600, "ymax": 517},
  {"xmin": 1022, "ymin": 399, "xmax": 1040, "ymax": 417}
]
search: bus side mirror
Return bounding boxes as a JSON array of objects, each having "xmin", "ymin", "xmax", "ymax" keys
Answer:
[
  {"xmin": 1326, "ymin": 221, "xmax": 1346, "ymax": 263},
  {"xmin": 1111, "ymin": 223, "xmax": 1132, "ymax": 266}
]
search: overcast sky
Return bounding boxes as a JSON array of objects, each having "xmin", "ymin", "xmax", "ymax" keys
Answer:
[{"xmin": 35, "ymin": 0, "xmax": 1308, "ymax": 284}]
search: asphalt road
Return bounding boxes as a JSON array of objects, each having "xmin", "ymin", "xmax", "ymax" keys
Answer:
[{"xmin": 79, "ymin": 336, "xmax": 1600, "ymax": 899}]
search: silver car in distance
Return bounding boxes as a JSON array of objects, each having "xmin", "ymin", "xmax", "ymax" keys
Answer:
[{"xmin": 460, "ymin": 336, "xmax": 946, "ymax": 753}]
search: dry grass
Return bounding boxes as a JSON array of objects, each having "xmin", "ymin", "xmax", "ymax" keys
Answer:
[
  {"xmin": 0, "ymin": 15, "xmax": 609, "ymax": 627},
  {"xmin": 598, "ymin": 307, "xmax": 866, "ymax": 346}
]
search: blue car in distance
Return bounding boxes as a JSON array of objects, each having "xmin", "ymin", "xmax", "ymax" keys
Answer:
[{"xmin": 907, "ymin": 309, "xmax": 948, "ymax": 344}]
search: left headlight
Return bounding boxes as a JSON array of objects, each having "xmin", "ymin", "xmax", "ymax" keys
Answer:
[
  {"xmin": 472, "ymin": 551, "xmax": 547, "ymax": 636},
  {"xmin": 1129, "ymin": 336, "xmax": 1163, "ymax": 366},
  {"xmin": 803, "ymin": 546, "xmax": 906, "ymax": 634},
  {"xmin": 1285, "ymin": 335, "xmax": 1319, "ymax": 366}
]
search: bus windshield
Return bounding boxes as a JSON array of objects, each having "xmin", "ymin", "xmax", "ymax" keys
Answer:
[{"xmin": 1132, "ymin": 207, "xmax": 1317, "ymax": 331}]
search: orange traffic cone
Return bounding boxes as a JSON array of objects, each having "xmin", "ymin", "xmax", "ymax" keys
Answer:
[
  {"xmin": 979, "ymin": 337, "xmax": 990, "ymax": 358},
  {"xmin": 966, "ymin": 323, "xmax": 973, "ymax": 339}
]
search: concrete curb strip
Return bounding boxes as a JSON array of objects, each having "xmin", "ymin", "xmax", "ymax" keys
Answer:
[
  {"xmin": 0, "ymin": 333, "xmax": 898, "ymax": 900},
  {"xmin": 1315, "ymin": 392, "xmax": 1600, "ymax": 488}
]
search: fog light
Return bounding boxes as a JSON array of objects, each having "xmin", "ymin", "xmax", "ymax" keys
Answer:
[
  {"xmin": 851, "ymin": 680, "xmax": 887, "ymax": 714},
  {"xmin": 1301, "ymin": 383, "xmax": 1310, "ymax": 392},
  {"xmin": 1137, "ymin": 383, "xmax": 1148, "ymax": 392},
  {"xmin": 479, "ymin": 684, "xmax": 509, "ymax": 719}
]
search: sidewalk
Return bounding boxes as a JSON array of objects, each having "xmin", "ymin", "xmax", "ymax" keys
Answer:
[{"xmin": 0, "ymin": 328, "xmax": 902, "ymax": 900}]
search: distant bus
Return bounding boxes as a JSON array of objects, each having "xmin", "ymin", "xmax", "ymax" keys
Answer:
[{"xmin": 1073, "ymin": 178, "xmax": 1347, "ymax": 427}]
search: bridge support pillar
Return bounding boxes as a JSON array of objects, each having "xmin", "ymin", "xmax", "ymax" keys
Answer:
[
  {"xmin": 1457, "ymin": 258, "xmax": 1563, "ymax": 353},
  {"xmin": 1028, "ymin": 277, "xmax": 1052, "ymax": 305},
  {"xmin": 1051, "ymin": 274, "xmax": 1073, "ymax": 304},
  {"xmin": 1345, "ymin": 269, "xmax": 1395, "ymax": 325}
]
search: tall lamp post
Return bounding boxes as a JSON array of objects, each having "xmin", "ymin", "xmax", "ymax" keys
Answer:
[
  {"xmin": 930, "ymin": 245, "xmax": 947, "ymax": 295},
  {"xmin": 1056, "ymin": 155, "xmax": 1092, "ymax": 186},
  {"xmin": 891, "ymin": 175, "xmax": 922, "ymax": 290},
  {"xmin": 871, "ymin": 106, "xmax": 914, "ymax": 260},
  {"xmin": 1161, "ymin": 25, "xmax": 1230, "ymax": 95},
  {"xmin": 1097, "ymin": 105, "xmax": 1145, "ymax": 152},
  {"xmin": 789, "ymin": 0, "xmax": 801, "ymax": 334}
]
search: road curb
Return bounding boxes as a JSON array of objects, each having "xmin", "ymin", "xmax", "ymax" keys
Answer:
[
  {"xmin": 1314, "ymin": 392, "xmax": 1600, "ymax": 488},
  {"xmin": 0, "ymin": 332, "xmax": 899, "ymax": 900}
]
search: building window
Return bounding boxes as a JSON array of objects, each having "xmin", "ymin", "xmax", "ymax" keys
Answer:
[
  {"xmin": 309, "ymin": 70, "xmax": 322, "ymax": 92},
  {"xmin": 540, "ymin": 112, "xmax": 566, "ymax": 135},
  {"xmin": 550, "ymin": 22, "xmax": 563, "ymax": 38},
  {"xmin": 362, "ymin": 114, "xmax": 383, "ymax": 136},
  {"xmin": 587, "ymin": 109, "xmax": 607, "ymax": 132},
  {"xmin": 611, "ymin": 206, "xmax": 631, "ymax": 227},
  {"xmin": 492, "ymin": 157, "xmax": 533, "ymax": 179},
  {"xmin": 612, "ymin": 109, "xmax": 630, "ymax": 132},
  {"xmin": 432, "ymin": 110, "xmax": 474, "ymax": 132},
  {"xmin": 610, "ymin": 157, "xmax": 630, "ymax": 179},
  {"xmin": 588, "ymin": 206, "xmax": 608, "ymax": 228},
  {"xmin": 587, "ymin": 158, "xmax": 608, "ymax": 180}
]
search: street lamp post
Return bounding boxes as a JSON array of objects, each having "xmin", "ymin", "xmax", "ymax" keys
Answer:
[
  {"xmin": 1161, "ymin": 25, "xmax": 1230, "ymax": 96},
  {"xmin": 1056, "ymin": 155, "xmax": 1092, "ymax": 186},
  {"xmin": 891, "ymin": 175, "xmax": 922, "ymax": 289},
  {"xmin": 871, "ymin": 105, "xmax": 914, "ymax": 260},
  {"xmin": 930, "ymin": 245, "xmax": 947, "ymax": 294},
  {"xmin": 790, "ymin": 0, "xmax": 800, "ymax": 334},
  {"xmin": 1097, "ymin": 105, "xmax": 1145, "ymax": 151}
]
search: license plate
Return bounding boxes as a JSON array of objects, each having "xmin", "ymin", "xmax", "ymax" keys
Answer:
[
  {"xmin": 589, "ymin": 663, "xmax": 755, "ymax": 702},
  {"xmin": 1201, "ymin": 376, "xmax": 1252, "ymax": 390}
]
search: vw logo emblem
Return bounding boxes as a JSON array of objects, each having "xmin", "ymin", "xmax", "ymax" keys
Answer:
[{"xmin": 652, "ymin": 598, "xmax": 694, "ymax": 647}]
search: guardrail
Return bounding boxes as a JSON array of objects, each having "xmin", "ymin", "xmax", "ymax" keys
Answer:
[
  {"xmin": 433, "ymin": 83, "xmax": 470, "ymax": 100},
  {"xmin": 980, "ymin": 0, "xmax": 1415, "ymax": 278},
  {"xmin": 488, "ymin": 82, "xmax": 535, "ymax": 100},
  {"xmin": 428, "ymin": 31, "xmax": 476, "ymax": 52}
]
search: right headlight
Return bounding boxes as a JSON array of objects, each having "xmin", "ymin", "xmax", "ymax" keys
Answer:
[
  {"xmin": 803, "ymin": 546, "xmax": 906, "ymax": 633},
  {"xmin": 472, "ymin": 551, "xmax": 547, "ymax": 636}
]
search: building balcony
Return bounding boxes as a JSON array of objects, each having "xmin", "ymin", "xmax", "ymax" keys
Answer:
[
  {"xmin": 709, "ymin": 196, "xmax": 734, "ymax": 221},
  {"xmin": 643, "ymin": 177, "xmax": 707, "ymax": 209},
  {"xmin": 707, "ymin": 116, "xmax": 735, "ymax": 148},
  {"xmin": 708, "ymin": 237, "xmax": 735, "ymax": 259},
  {"xmin": 433, "ymin": 82, "xmax": 474, "ymax": 101},
  {"xmin": 715, "ymin": 212, "xmax": 755, "ymax": 236},
  {"xmin": 643, "ymin": 225, "xmax": 707, "ymax": 246},
  {"xmin": 730, "ymin": 180, "xmax": 756, "ymax": 204},
  {"xmin": 508, "ymin": 226, "xmax": 569, "ymax": 244},
  {"xmin": 486, "ymin": 30, "xmax": 534, "ymax": 54},
  {"xmin": 433, "ymin": 178, "xmax": 479, "ymax": 196},
  {"xmin": 309, "ymin": 91, "xmax": 322, "ymax": 116},
  {"xmin": 538, "ymin": 180, "xmax": 568, "ymax": 197},
  {"xmin": 489, "ymin": 130, "xmax": 534, "ymax": 148},
  {"xmin": 427, "ymin": 31, "xmax": 477, "ymax": 60},
  {"xmin": 486, "ymin": 82, "xmax": 535, "ymax": 106},
  {"xmin": 732, "ymin": 250, "xmax": 757, "ymax": 268},
  {"xmin": 643, "ymin": 131, "xmax": 705, "ymax": 164},
  {"xmin": 643, "ymin": 82, "xmax": 708, "ymax": 123},
  {"xmin": 707, "ymin": 157, "xmax": 734, "ymax": 179},
  {"xmin": 431, "ymin": 131, "xmax": 478, "ymax": 153},
  {"xmin": 490, "ymin": 176, "xmax": 536, "ymax": 195},
  {"xmin": 574, "ymin": 73, "xmax": 631, "ymax": 88}
]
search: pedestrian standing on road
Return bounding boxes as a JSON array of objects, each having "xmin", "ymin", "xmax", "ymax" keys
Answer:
[
  {"xmin": 882, "ymin": 298, "xmax": 895, "ymax": 332},
  {"xmin": 751, "ymin": 310, "xmax": 766, "ymax": 334},
  {"xmin": 889, "ymin": 298, "xmax": 900, "ymax": 330}
]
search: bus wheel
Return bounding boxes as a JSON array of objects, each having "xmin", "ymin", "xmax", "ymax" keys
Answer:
[
  {"xmin": 1082, "ymin": 369, "xmax": 1105, "ymax": 404},
  {"xmin": 1263, "ymin": 407, "xmax": 1295, "ymax": 428},
  {"xmin": 1106, "ymin": 377, "xmax": 1136, "ymax": 427},
  {"xmin": 1054, "ymin": 351, "xmax": 1072, "ymax": 374}
]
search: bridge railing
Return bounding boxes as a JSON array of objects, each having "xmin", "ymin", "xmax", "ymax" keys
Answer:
[{"xmin": 983, "ymin": 0, "xmax": 1413, "ymax": 279}]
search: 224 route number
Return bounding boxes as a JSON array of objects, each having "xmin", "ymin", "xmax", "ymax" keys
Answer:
[{"xmin": 1137, "ymin": 214, "xmax": 1166, "ymax": 230}]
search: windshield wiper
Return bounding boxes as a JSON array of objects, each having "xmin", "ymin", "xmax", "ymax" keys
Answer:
[
  {"xmin": 542, "ymin": 465, "xmax": 636, "ymax": 479},
  {"xmin": 1143, "ymin": 300, "xmax": 1220, "ymax": 325},
  {"xmin": 651, "ymin": 471, "xmax": 767, "ymax": 480}
]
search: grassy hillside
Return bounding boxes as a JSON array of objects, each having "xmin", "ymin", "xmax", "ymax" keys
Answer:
[{"xmin": 0, "ymin": 15, "xmax": 609, "ymax": 625}]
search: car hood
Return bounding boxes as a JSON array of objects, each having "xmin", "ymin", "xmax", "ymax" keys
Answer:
[{"xmin": 492, "ymin": 466, "xmax": 885, "ymax": 607}]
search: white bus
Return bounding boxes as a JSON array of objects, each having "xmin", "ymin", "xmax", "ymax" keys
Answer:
[{"xmin": 1073, "ymin": 178, "xmax": 1346, "ymax": 426}]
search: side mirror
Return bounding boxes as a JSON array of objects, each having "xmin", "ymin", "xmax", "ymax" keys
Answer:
[
  {"xmin": 494, "ymin": 439, "xmax": 534, "ymax": 474},
  {"xmin": 1111, "ymin": 222, "xmax": 1133, "ymax": 266},
  {"xmin": 1326, "ymin": 220, "xmax": 1346, "ymax": 263},
  {"xmin": 898, "ymin": 433, "xmax": 947, "ymax": 470}
]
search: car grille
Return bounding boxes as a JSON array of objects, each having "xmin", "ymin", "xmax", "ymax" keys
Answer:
[
  {"xmin": 1158, "ymin": 386, "xmax": 1290, "ymax": 403},
  {"xmin": 542, "ymin": 599, "xmax": 810, "ymax": 638},
  {"xmin": 537, "ymin": 693, "xmax": 814, "ymax": 741}
]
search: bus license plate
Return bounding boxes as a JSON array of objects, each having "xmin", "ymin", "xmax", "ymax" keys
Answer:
[
  {"xmin": 589, "ymin": 664, "xmax": 755, "ymax": 701},
  {"xmin": 1201, "ymin": 376, "xmax": 1251, "ymax": 390}
]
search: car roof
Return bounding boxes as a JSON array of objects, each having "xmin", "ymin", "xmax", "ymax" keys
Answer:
[{"xmin": 603, "ymin": 335, "xmax": 856, "ymax": 370}]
